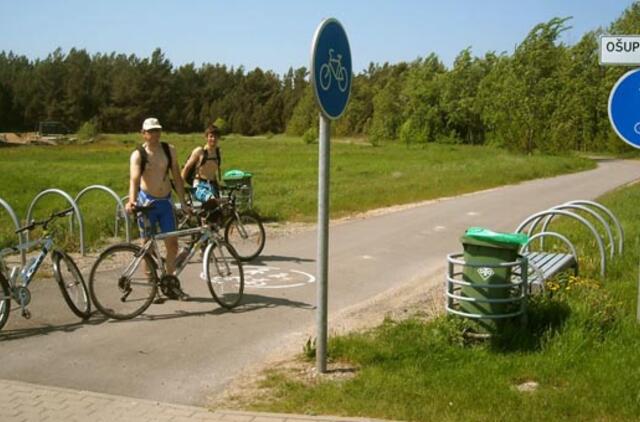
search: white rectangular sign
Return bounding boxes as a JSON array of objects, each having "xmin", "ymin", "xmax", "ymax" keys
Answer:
[{"xmin": 600, "ymin": 35, "xmax": 640, "ymax": 65}]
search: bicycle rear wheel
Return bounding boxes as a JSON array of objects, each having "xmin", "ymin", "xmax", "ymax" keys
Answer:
[
  {"xmin": 204, "ymin": 240, "xmax": 244, "ymax": 309},
  {"xmin": 224, "ymin": 212, "xmax": 265, "ymax": 261},
  {"xmin": 0, "ymin": 273, "xmax": 11, "ymax": 331},
  {"xmin": 52, "ymin": 251, "xmax": 91, "ymax": 319},
  {"xmin": 89, "ymin": 243, "xmax": 158, "ymax": 320}
]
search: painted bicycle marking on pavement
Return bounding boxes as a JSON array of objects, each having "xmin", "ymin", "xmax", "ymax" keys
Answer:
[{"xmin": 243, "ymin": 265, "xmax": 316, "ymax": 289}]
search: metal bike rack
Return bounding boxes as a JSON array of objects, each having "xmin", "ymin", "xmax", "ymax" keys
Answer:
[
  {"xmin": 521, "ymin": 231, "xmax": 579, "ymax": 262},
  {"xmin": 565, "ymin": 200, "xmax": 624, "ymax": 254},
  {"xmin": 446, "ymin": 253, "xmax": 528, "ymax": 321},
  {"xmin": 74, "ymin": 185, "xmax": 130, "ymax": 242},
  {"xmin": 115, "ymin": 195, "xmax": 136, "ymax": 238},
  {"xmin": 25, "ymin": 189, "xmax": 85, "ymax": 256},
  {"xmin": 519, "ymin": 231, "xmax": 580, "ymax": 288},
  {"xmin": 516, "ymin": 209, "xmax": 606, "ymax": 278},
  {"xmin": 0, "ymin": 196, "xmax": 26, "ymax": 265},
  {"xmin": 538, "ymin": 204, "xmax": 615, "ymax": 259}
]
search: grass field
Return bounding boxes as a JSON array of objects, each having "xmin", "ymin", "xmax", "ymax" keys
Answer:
[
  {"xmin": 0, "ymin": 134, "xmax": 594, "ymax": 249},
  {"xmin": 249, "ymin": 182, "xmax": 640, "ymax": 421}
]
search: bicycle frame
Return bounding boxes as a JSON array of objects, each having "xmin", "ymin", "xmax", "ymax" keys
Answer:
[
  {"xmin": 1, "ymin": 235, "xmax": 54, "ymax": 289},
  {"xmin": 328, "ymin": 49, "xmax": 344, "ymax": 79},
  {"xmin": 121, "ymin": 222, "xmax": 220, "ymax": 283}
]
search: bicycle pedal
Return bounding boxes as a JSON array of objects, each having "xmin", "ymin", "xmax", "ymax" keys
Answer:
[{"xmin": 22, "ymin": 309, "xmax": 31, "ymax": 319}]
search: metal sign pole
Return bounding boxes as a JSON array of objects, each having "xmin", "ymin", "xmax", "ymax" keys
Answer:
[
  {"xmin": 316, "ymin": 114, "xmax": 330, "ymax": 372},
  {"xmin": 637, "ymin": 237, "xmax": 640, "ymax": 323},
  {"xmin": 310, "ymin": 17, "xmax": 351, "ymax": 373}
]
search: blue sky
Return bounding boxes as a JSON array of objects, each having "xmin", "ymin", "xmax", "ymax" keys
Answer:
[{"xmin": 0, "ymin": 0, "xmax": 635, "ymax": 75}]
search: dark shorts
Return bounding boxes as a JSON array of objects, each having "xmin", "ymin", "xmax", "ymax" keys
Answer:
[{"xmin": 137, "ymin": 190, "xmax": 176, "ymax": 237}]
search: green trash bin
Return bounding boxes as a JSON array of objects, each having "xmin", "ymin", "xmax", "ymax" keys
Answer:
[
  {"xmin": 459, "ymin": 227, "xmax": 528, "ymax": 324},
  {"xmin": 222, "ymin": 169, "xmax": 253, "ymax": 210}
]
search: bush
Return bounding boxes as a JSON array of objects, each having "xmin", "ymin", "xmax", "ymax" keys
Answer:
[
  {"xmin": 213, "ymin": 117, "xmax": 230, "ymax": 135},
  {"xmin": 76, "ymin": 120, "xmax": 99, "ymax": 141},
  {"xmin": 302, "ymin": 127, "xmax": 318, "ymax": 144},
  {"xmin": 399, "ymin": 118, "xmax": 428, "ymax": 146}
]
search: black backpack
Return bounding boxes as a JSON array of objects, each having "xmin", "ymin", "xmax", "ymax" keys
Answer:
[
  {"xmin": 183, "ymin": 146, "xmax": 221, "ymax": 186},
  {"xmin": 136, "ymin": 141, "xmax": 172, "ymax": 180}
]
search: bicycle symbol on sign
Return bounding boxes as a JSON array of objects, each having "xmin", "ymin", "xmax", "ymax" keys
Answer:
[
  {"xmin": 319, "ymin": 49, "xmax": 349, "ymax": 92},
  {"xmin": 634, "ymin": 122, "xmax": 640, "ymax": 135}
]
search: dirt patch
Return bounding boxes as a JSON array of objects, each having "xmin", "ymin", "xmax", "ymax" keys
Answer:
[{"xmin": 208, "ymin": 270, "xmax": 445, "ymax": 410}]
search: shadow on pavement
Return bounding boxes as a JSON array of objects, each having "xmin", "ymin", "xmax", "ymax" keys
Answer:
[
  {"xmin": 0, "ymin": 315, "xmax": 107, "ymax": 342},
  {"xmin": 224, "ymin": 293, "xmax": 314, "ymax": 314},
  {"xmin": 248, "ymin": 255, "xmax": 315, "ymax": 265},
  {"xmin": 96, "ymin": 293, "xmax": 313, "ymax": 323}
]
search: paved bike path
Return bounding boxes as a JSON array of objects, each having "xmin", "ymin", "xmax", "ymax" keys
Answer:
[{"xmin": 0, "ymin": 159, "xmax": 639, "ymax": 407}]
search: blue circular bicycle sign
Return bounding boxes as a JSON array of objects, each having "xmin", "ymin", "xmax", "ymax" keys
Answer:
[
  {"xmin": 310, "ymin": 18, "xmax": 352, "ymax": 120},
  {"xmin": 609, "ymin": 68, "xmax": 640, "ymax": 149}
]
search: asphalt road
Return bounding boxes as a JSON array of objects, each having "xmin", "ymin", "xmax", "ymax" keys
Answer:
[{"xmin": 1, "ymin": 158, "xmax": 639, "ymax": 406}]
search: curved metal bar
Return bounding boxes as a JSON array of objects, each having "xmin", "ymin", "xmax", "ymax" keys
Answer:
[
  {"xmin": 446, "ymin": 253, "xmax": 525, "ymax": 269},
  {"xmin": 565, "ymin": 200, "xmax": 624, "ymax": 255},
  {"xmin": 25, "ymin": 189, "xmax": 85, "ymax": 255},
  {"xmin": 445, "ymin": 254, "xmax": 528, "ymax": 321},
  {"xmin": 74, "ymin": 185, "xmax": 130, "ymax": 242},
  {"xmin": 520, "ymin": 231, "xmax": 579, "ymax": 283},
  {"xmin": 115, "ymin": 195, "xmax": 130, "ymax": 236},
  {"xmin": 540, "ymin": 205, "xmax": 615, "ymax": 259},
  {"xmin": 515, "ymin": 210, "xmax": 606, "ymax": 278},
  {"xmin": 520, "ymin": 231, "xmax": 579, "ymax": 261},
  {"xmin": 0, "ymin": 196, "xmax": 26, "ymax": 265}
]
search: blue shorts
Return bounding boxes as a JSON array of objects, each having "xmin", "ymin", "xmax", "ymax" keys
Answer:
[
  {"xmin": 193, "ymin": 180, "xmax": 219, "ymax": 203},
  {"xmin": 137, "ymin": 190, "xmax": 176, "ymax": 237}
]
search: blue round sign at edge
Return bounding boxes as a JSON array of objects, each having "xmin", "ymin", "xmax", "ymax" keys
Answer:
[
  {"xmin": 311, "ymin": 18, "xmax": 352, "ymax": 120},
  {"xmin": 609, "ymin": 68, "xmax": 640, "ymax": 149}
]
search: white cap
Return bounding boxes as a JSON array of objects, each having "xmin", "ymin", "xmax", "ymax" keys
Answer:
[{"xmin": 142, "ymin": 117, "xmax": 162, "ymax": 131}]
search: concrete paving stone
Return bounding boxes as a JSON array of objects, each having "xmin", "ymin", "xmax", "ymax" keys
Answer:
[
  {"xmin": 162, "ymin": 406, "xmax": 197, "ymax": 417},
  {"xmin": 253, "ymin": 417, "xmax": 286, "ymax": 422},
  {"xmin": 171, "ymin": 416, "xmax": 203, "ymax": 422},
  {"xmin": 0, "ymin": 379, "xmax": 400, "ymax": 422},
  {"xmin": 191, "ymin": 410, "xmax": 226, "ymax": 421},
  {"xmin": 221, "ymin": 413, "xmax": 257, "ymax": 422},
  {"xmin": 0, "ymin": 406, "xmax": 22, "ymax": 417}
]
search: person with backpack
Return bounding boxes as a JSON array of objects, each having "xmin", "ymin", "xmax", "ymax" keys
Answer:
[
  {"xmin": 125, "ymin": 117, "xmax": 191, "ymax": 297},
  {"xmin": 181, "ymin": 124, "xmax": 223, "ymax": 207}
]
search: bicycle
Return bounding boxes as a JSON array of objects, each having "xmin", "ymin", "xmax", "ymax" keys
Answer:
[
  {"xmin": 0, "ymin": 207, "xmax": 91, "ymax": 331},
  {"xmin": 177, "ymin": 184, "xmax": 266, "ymax": 261},
  {"xmin": 89, "ymin": 203, "xmax": 244, "ymax": 320},
  {"xmin": 319, "ymin": 48, "xmax": 348, "ymax": 92}
]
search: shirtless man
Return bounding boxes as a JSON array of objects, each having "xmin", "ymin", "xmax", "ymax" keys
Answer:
[
  {"xmin": 181, "ymin": 124, "xmax": 222, "ymax": 206},
  {"xmin": 125, "ymin": 117, "xmax": 191, "ymax": 283}
]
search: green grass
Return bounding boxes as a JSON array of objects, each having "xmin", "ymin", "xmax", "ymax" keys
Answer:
[
  {"xmin": 0, "ymin": 134, "xmax": 594, "ymax": 249},
  {"xmin": 249, "ymin": 183, "xmax": 640, "ymax": 421}
]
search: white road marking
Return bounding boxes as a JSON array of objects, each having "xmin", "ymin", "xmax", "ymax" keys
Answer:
[{"xmin": 242, "ymin": 265, "xmax": 316, "ymax": 289}]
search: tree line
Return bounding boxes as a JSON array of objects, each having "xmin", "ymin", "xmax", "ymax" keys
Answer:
[{"xmin": 1, "ymin": 3, "xmax": 639, "ymax": 153}]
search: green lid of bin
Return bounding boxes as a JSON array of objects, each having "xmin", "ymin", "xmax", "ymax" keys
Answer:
[
  {"xmin": 223, "ymin": 169, "xmax": 253, "ymax": 180},
  {"xmin": 463, "ymin": 227, "xmax": 529, "ymax": 246}
]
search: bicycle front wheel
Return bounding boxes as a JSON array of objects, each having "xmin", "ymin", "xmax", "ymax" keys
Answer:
[
  {"xmin": 224, "ymin": 212, "xmax": 266, "ymax": 261},
  {"xmin": 89, "ymin": 243, "xmax": 158, "ymax": 320},
  {"xmin": 204, "ymin": 241, "xmax": 244, "ymax": 309},
  {"xmin": 0, "ymin": 272, "xmax": 11, "ymax": 331},
  {"xmin": 52, "ymin": 251, "xmax": 91, "ymax": 319}
]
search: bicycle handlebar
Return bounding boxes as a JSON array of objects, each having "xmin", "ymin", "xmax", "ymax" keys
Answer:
[
  {"xmin": 132, "ymin": 203, "xmax": 156, "ymax": 214},
  {"xmin": 15, "ymin": 207, "xmax": 75, "ymax": 234}
]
